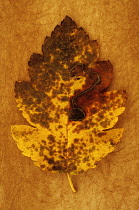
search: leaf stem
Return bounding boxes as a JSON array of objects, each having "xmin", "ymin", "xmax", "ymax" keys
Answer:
[{"xmin": 67, "ymin": 173, "xmax": 76, "ymax": 193}]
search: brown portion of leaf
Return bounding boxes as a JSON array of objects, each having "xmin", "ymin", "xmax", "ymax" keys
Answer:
[
  {"xmin": 72, "ymin": 90, "xmax": 127, "ymax": 129},
  {"xmin": 15, "ymin": 16, "xmax": 102, "ymax": 128},
  {"xmin": 75, "ymin": 60, "xmax": 113, "ymax": 113}
]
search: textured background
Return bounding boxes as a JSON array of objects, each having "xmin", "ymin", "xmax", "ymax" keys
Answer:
[{"xmin": 0, "ymin": 0, "xmax": 139, "ymax": 209}]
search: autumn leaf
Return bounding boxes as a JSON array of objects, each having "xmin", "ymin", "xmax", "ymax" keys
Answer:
[{"xmin": 11, "ymin": 16, "xmax": 127, "ymax": 192}]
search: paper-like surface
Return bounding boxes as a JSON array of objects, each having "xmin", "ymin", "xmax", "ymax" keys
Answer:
[{"xmin": 1, "ymin": 0, "xmax": 139, "ymax": 209}]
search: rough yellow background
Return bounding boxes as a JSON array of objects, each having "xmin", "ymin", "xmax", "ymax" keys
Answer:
[{"xmin": 0, "ymin": 0, "xmax": 139, "ymax": 209}]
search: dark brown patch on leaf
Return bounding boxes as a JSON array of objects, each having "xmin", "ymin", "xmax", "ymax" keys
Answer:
[
  {"xmin": 42, "ymin": 140, "xmax": 46, "ymax": 144},
  {"xmin": 58, "ymin": 125, "xmax": 63, "ymax": 129},
  {"xmin": 48, "ymin": 158, "xmax": 55, "ymax": 164},
  {"xmin": 61, "ymin": 96, "xmax": 68, "ymax": 101},
  {"xmin": 90, "ymin": 138, "xmax": 94, "ymax": 143},
  {"xmin": 40, "ymin": 164, "xmax": 46, "ymax": 168},
  {"xmin": 74, "ymin": 138, "xmax": 79, "ymax": 143},
  {"xmin": 47, "ymin": 134, "xmax": 55, "ymax": 143},
  {"xmin": 52, "ymin": 165, "xmax": 64, "ymax": 171},
  {"xmin": 28, "ymin": 53, "xmax": 44, "ymax": 67},
  {"xmin": 97, "ymin": 132, "xmax": 106, "ymax": 137}
]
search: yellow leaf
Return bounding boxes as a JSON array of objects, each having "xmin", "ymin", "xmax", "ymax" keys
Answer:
[{"xmin": 11, "ymin": 16, "xmax": 127, "ymax": 192}]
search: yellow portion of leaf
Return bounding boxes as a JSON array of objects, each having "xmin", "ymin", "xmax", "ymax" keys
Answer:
[
  {"xmin": 11, "ymin": 125, "xmax": 124, "ymax": 175},
  {"xmin": 11, "ymin": 124, "xmax": 67, "ymax": 167},
  {"xmin": 11, "ymin": 89, "xmax": 126, "ymax": 175},
  {"xmin": 67, "ymin": 128, "xmax": 124, "ymax": 175}
]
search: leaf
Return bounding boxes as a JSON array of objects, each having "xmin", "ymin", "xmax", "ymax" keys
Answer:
[{"xmin": 11, "ymin": 16, "xmax": 127, "ymax": 192}]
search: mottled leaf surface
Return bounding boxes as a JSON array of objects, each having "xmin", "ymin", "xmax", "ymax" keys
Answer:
[{"xmin": 11, "ymin": 16, "xmax": 127, "ymax": 175}]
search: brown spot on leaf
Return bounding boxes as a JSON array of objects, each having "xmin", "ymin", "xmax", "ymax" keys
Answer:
[
  {"xmin": 58, "ymin": 125, "xmax": 63, "ymax": 129},
  {"xmin": 48, "ymin": 158, "xmax": 55, "ymax": 164},
  {"xmin": 31, "ymin": 144, "xmax": 35, "ymax": 148},
  {"xmin": 83, "ymin": 156, "xmax": 89, "ymax": 163},
  {"xmin": 74, "ymin": 138, "xmax": 79, "ymax": 143},
  {"xmin": 90, "ymin": 138, "xmax": 94, "ymax": 143},
  {"xmin": 47, "ymin": 134, "xmax": 55, "ymax": 142},
  {"xmin": 97, "ymin": 132, "xmax": 106, "ymax": 137},
  {"xmin": 100, "ymin": 120, "xmax": 110, "ymax": 128},
  {"xmin": 42, "ymin": 140, "xmax": 46, "ymax": 144},
  {"xmin": 40, "ymin": 164, "xmax": 45, "ymax": 168},
  {"xmin": 61, "ymin": 96, "xmax": 68, "ymax": 101}
]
